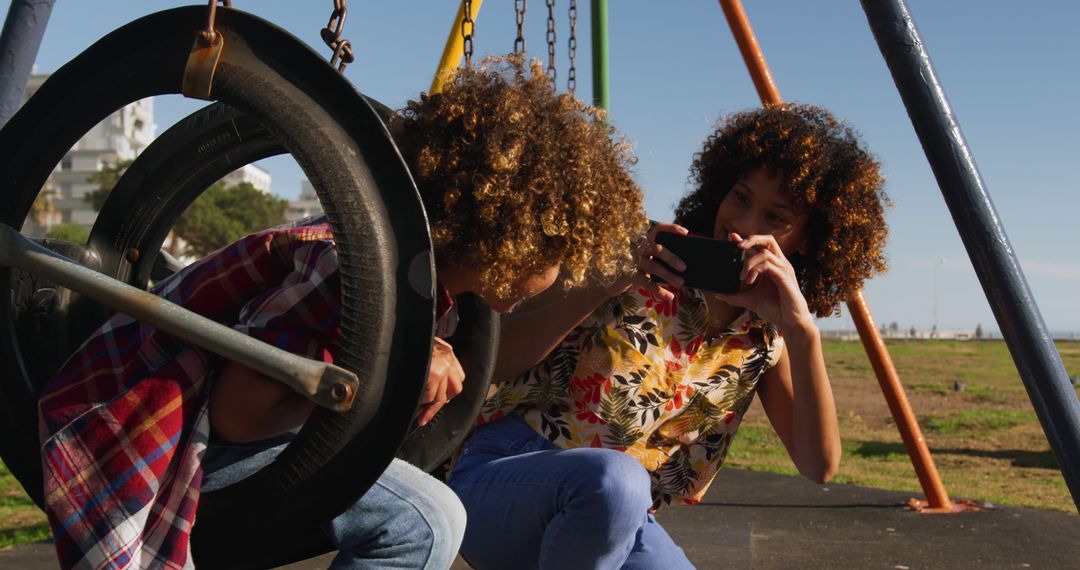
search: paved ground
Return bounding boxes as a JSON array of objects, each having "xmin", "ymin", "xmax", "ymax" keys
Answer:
[
  {"xmin": 657, "ymin": 469, "xmax": 1078, "ymax": 569},
  {"xmin": 3, "ymin": 468, "xmax": 1076, "ymax": 569}
]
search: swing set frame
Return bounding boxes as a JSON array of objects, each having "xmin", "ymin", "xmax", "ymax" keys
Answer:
[{"xmin": 0, "ymin": 2, "xmax": 1076, "ymax": 566}]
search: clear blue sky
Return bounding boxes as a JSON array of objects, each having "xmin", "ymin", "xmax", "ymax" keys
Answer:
[{"xmin": 15, "ymin": 1, "xmax": 1080, "ymax": 336}]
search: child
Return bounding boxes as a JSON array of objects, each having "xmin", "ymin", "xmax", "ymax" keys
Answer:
[
  {"xmin": 37, "ymin": 56, "xmax": 647, "ymax": 569},
  {"xmin": 448, "ymin": 104, "xmax": 889, "ymax": 568}
]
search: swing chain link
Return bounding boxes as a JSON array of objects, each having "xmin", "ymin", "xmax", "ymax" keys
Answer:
[
  {"xmin": 463, "ymin": 0, "xmax": 475, "ymax": 67},
  {"xmin": 321, "ymin": 0, "xmax": 355, "ymax": 73},
  {"xmin": 514, "ymin": 0, "xmax": 527, "ymax": 54},
  {"xmin": 567, "ymin": 0, "xmax": 577, "ymax": 95},
  {"xmin": 546, "ymin": 0, "xmax": 556, "ymax": 82},
  {"xmin": 199, "ymin": 0, "xmax": 232, "ymax": 46}
]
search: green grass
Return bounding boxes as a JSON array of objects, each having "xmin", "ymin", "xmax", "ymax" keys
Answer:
[
  {"xmin": 725, "ymin": 426, "xmax": 800, "ymax": 478},
  {"xmin": 963, "ymin": 384, "xmax": 1006, "ymax": 404},
  {"xmin": 0, "ymin": 524, "xmax": 51, "ymax": 550},
  {"xmin": 909, "ymin": 382, "xmax": 949, "ymax": 396},
  {"xmin": 0, "ymin": 459, "xmax": 50, "ymax": 550},
  {"xmin": 729, "ymin": 339, "xmax": 1079, "ymax": 513},
  {"xmin": 849, "ymin": 441, "xmax": 908, "ymax": 461},
  {"xmin": 920, "ymin": 408, "xmax": 1036, "ymax": 434}
]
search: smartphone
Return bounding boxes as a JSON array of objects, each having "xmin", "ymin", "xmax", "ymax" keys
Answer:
[{"xmin": 653, "ymin": 232, "xmax": 744, "ymax": 294}]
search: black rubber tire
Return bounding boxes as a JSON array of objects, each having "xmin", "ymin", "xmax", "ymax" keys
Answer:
[
  {"xmin": 88, "ymin": 103, "xmax": 280, "ymax": 289},
  {"xmin": 92, "ymin": 101, "xmax": 500, "ymax": 476},
  {"xmin": 395, "ymin": 292, "xmax": 499, "ymax": 473},
  {"xmin": 88, "ymin": 97, "xmax": 396, "ymax": 290},
  {"xmin": 0, "ymin": 7, "xmax": 434, "ymax": 568}
]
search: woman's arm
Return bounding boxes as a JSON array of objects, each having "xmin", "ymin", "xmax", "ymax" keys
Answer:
[
  {"xmin": 756, "ymin": 327, "xmax": 841, "ymax": 483},
  {"xmin": 493, "ymin": 283, "xmax": 616, "ymax": 382},
  {"xmin": 492, "ymin": 222, "xmax": 690, "ymax": 382},
  {"xmin": 716, "ymin": 232, "xmax": 840, "ymax": 482}
]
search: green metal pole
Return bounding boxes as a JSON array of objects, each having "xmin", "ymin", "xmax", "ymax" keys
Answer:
[{"xmin": 590, "ymin": 0, "xmax": 609, "ymax": 110}]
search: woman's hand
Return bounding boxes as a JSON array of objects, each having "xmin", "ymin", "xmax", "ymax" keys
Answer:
[
  {"xmin": 716, "ymin": 232, "xmax": 814, "ymax": 335},
  {"xmin": 606, "ymin": 222, "xmax": 690, "ymax": 302},
  {"xmin": 417, "ymin": 337, "xmax": 466, "ymax": 427}
]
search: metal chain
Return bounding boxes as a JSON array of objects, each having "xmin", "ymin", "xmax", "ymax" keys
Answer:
[
  {"xmin": 200, "ymin": 0, "xmax": 232, "ymax": 46},
  {"xmin": 462, "ymin": 0, "xmax": 475, "ymax": 67},
  {"xmin": 320, "ymin": 0, "xmax": 355, "ymax": 73},
  {"xmin": 546, "ymin": 0, "xmax": 557, "ymax": 82},
  {"xmin": 514, "ymin": 0, "xmax": 527, "ymax": 54},
  {"xmin": 567, "ymin": 0, "xmax": 577, "ymax": 95}
]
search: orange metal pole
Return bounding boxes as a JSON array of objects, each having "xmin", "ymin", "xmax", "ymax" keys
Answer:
[
  {"xmin": 849, "ymin": 293, "xmax": 957, "ymax": 510},
  {"xmin": 718, "ymin": 0, "xmax": 961, "ymax": 512},
  {"xmin": 718, "ymin": 0, "xmax": 781, "ymax": 106}
]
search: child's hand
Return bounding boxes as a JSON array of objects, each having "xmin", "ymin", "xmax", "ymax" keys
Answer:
[
  {"xmin": 418, "ymin": 337, "xmax": 466, "ymax": 426},
  {"xmin": 607, "ymin": 222, "xmax": 689, "ymax": 302},
  {"xmin": 716, "ymin": 232, "xmax": 814, "ymax": 336}
]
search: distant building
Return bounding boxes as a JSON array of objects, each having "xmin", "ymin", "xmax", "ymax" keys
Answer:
[
  {"xmin": 21, "ymin": 72, "xmax": 155, "ymax": 236},
  {"xmin": 19, "ymin": 71, "xmax": 276, "ymax": 237},
  {"xmin": 821, "ymin": 327, "xmax": 980, "ymax": 341},
  {"xmin": 286, "ymin": 180, "xmax": 324, "ymax": 222},
  {"xmin": 221, "ymin": 164, "xmax": 272, "ymax": 193}
]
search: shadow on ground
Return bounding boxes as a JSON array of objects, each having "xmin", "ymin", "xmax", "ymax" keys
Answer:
[{"xmin": 853, "ymin": 439, "xmax": 1059, "ymax": 469}]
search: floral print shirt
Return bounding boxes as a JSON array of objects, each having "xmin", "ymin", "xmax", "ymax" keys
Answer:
[{"xmin": 479, "ymin": 286, "xmax": 784, "ymax": 507}]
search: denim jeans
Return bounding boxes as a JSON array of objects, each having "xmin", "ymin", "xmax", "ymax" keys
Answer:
[
  {"xmin": 202, "ymin": 434, "xmax": 466, "ymax": 569},
  {"xmin": 448, "ymin": 414, "xmax": 694, "ymax": 570}
]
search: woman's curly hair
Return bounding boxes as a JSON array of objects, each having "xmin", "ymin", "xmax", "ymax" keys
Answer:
[
  {"xmin": 674, "ymin": 104, "xmax": 889, "ymax": 317},
  {"xmin": 391, "ymin": 55, "xmax": 647, "ymax": 298}
]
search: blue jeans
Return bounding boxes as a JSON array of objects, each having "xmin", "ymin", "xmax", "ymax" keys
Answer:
[
  {"xmin": 202, "ymin": 434, "xmax": 466, "ymax": 569},
  {"xmin": 448, "ymin": 414, "xmax": 694, "ymax": 569}
]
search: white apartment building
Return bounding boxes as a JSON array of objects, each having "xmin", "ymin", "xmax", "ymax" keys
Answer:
[
  {"xmin": 21, "ymin": 72, "xmax": 155, "ymax": 236},
  {"xmin": 286, "ymin": 180, "xmax": 324, "ymax": 222},
  {"xmin": 221, "ymin": 163, "xmax": 272, "ymax": 194}
]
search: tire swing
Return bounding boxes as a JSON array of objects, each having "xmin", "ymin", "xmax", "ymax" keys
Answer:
[
  {"xmin": 0, "ymin": 6, "xmax": 484, "ymax": 568},
  {"xmin": 89, "ymin": 98, "xmax": 500, "ymax": 477}
]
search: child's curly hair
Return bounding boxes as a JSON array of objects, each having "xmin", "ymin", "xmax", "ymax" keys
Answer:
[
  {"xmin": 674, "ymin": 104, "xmax": 889, "ymax": 317},
  {"xmin": 392, "ymin": 56, "xmax": 647, "ymax": 298}
]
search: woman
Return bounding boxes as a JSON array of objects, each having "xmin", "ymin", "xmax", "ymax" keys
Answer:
[{"xmin": 448, "ymin": 104, "xmax": 890, "ymax": 569}]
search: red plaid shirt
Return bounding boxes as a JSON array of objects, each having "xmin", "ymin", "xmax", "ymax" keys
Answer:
[{"xmin": 38, "ymin": 222, "xmax": 343, "ymax": 569}]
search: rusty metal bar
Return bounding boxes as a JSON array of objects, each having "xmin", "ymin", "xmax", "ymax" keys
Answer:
[
  {"xmin": 717, "ymin": 0, "xmax": 956, "ymax": 511},
  {"xmin": 0, "ymin": 224, "xmax": 358, "ymax": 412}
]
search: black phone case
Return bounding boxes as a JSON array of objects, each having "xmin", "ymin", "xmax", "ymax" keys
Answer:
[{"xmin": 653, "ymin": 232, "xmax": 744, "ymax": 294}]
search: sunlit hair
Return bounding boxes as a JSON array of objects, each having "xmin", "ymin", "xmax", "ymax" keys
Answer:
[
  {"xmin": 392, "ymin": 55, "xmax": 647, "ymax": 298},
  {"xmin": 674, "ymin": 104, "xmax": 889, "ymax": 317}
]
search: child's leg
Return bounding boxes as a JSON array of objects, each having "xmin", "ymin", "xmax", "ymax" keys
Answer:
[
  {"xmin": 202, "ymin": 439, "xmax": 465, "ymax": 570},
  {"xmin": 448, "ymin": 415, "xmax": 655, "ymax": 569},
  {"xmin": 323, "ymin": 458, "xmax": 466, "ymax": 570},
  {"xmin": 200, "ymin": 433, "xmax": 294, "ymax": 491}
]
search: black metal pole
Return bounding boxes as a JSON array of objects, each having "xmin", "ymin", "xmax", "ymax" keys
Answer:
[
  {"xmin": 0, "ymin": 0, "xmax": 55, "ymax": 128},
  {"xmin": 860, "ymin": 0, "xmax": 1080, "ymax": 512}
]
